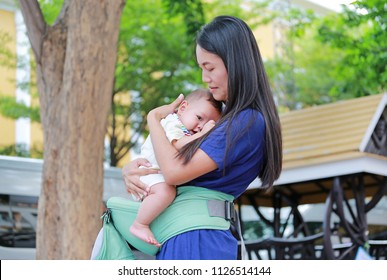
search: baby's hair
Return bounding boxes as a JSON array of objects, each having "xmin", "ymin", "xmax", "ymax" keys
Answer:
[{"xmin": 185, "ymin": 88, "xmax": 223, "ymax": 115}]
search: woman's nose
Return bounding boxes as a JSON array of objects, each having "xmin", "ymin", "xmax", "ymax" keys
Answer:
[{"xmin": 202, "ymin": 72, "xmax": 210, "ymax": 83}]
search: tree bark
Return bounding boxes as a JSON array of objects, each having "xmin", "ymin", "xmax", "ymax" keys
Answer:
[{"xmin": 19, "ymin": 0, "xmax": 126, "ymax": 259}]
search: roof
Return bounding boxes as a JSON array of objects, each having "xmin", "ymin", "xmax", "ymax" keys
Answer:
[
  {"xmin": 282, "ymin": 93, "xmax": 387, "ymax": 169},
  {"xmin": 244, "ymin": 93, "xmax": 387, "ymax": 205}
]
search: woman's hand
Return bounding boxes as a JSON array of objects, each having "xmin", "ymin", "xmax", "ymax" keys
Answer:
[
  {"xmin": 147, "ymin": 94, "xmax": 184, "ymax": 122},
  {"xmin": 122, "ymin": 158, "xmax": 158, "ymax": 200}
]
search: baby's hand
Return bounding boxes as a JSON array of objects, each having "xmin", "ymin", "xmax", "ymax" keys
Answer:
[{"xmin": 201, "ymin": 120, "xmax": 216, "ymax": 134}]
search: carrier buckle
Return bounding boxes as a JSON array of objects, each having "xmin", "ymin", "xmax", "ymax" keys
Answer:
[{"xmin": 225, "ymin": 201, "xmax": 236, "ymax": 222}]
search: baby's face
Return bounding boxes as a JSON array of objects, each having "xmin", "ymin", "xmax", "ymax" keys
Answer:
[{"xmin": 177, "ymin": 98, "xmax": 220, "ymax": 134}]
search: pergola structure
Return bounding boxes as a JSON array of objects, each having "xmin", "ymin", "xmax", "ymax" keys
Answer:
[{"xmin": 238, "ymin": 93, "xmax": 387, "ymax": 260}]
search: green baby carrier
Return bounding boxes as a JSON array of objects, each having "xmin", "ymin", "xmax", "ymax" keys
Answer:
[{"xmin": 95, "ymin": 186, "xmax": 245, "ymax": 259}]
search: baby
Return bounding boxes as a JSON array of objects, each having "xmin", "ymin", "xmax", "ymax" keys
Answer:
[{"xmin": 130, "ymin": 88, "xmax": 223, "ymax": 246}]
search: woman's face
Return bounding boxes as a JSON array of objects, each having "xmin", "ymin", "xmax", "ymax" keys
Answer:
[{"xmin": 196, "ymin": 45, "xmax": 228, "ymax": 102}]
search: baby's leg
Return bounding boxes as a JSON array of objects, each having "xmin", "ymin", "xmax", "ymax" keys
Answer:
[{"xmin": 130, "ymin": 183, "xmax": 176, "ymax": 247}]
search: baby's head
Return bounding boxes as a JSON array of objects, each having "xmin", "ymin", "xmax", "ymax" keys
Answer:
[{"xmin": 177, "ymin": 88, "xmax": 222, "ymax": 134}]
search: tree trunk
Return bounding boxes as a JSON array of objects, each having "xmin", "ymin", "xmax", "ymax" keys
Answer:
[{"xmin": 19, "ymin": 0, "xmax": 126, "ymax": 259}]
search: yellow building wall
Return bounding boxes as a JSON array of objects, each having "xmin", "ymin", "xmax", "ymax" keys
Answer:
[
  {"xmin": 30, "ymin": 121, "xmax": 44, "ymax": 153},
  {"xmin": 253, "ymin": 23, "xmax": 275, "ymax": 60},
  {"xmin": 112, "ymin": 92, "xmax": 132, "ymax": 167},
  {"xmin": 0, "ymin": 7, "xmax": 44, "ymax": 154},
  {"xmin": 29, "ymin": 62, "xmax": 44, "ymax": 152},
  {"xmin": 0, "ymin": 9, "xmax": 16, "ymax": 146}
]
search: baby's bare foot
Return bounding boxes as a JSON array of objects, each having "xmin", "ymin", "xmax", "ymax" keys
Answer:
[{"xmin": 130, "ymin": 221, "xmax": 161, "ymax": 247}]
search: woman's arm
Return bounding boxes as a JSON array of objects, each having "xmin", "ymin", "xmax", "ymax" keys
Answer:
[{"xmin": 147, "ymin": 96, "xmax": 217, "ymax": 186}]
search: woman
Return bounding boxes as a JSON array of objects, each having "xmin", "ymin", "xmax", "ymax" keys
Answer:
[{"xmin": 122, "ymin": 15, "xmax": 282, "ymax": 260}]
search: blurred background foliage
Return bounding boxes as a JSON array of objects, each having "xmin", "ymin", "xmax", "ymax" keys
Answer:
[{"xmin": 266, "ymin": 0, "xmax": 386, "ymax": 110}]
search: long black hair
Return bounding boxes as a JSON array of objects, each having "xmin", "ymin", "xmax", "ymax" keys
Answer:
[{"xmin": 178, "ymin": 15, "xmax": 282, "ymax": 191}]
